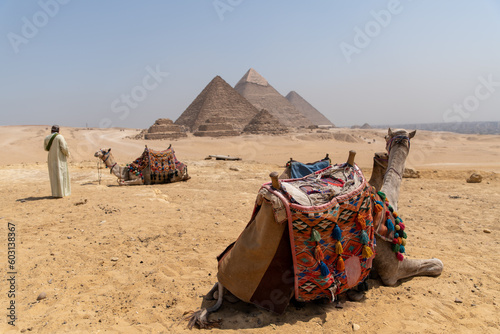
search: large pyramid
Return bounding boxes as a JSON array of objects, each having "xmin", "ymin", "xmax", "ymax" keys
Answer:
[
  {"xmin": 243, "ymin": 109, "xmax": 288, "ymax": 135},
  {"xmin": 194, "ymin": 117, "xmax": 239, "ymax": 137},
  {"xmin": 285, "ymin": 91, "xmax": 334, "ymax": 126},
  {"xmin": 175, "ymin": 75, "xmax": 259, "ymax": 132},
  {"xmin": 234, "ymin": 68, "xmax": 312, "ymax": 128}
]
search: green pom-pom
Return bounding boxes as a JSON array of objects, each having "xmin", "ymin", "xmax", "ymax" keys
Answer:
[
  {"xmin": 392, "ymin": 244, "xmax": 400, "ymax": 253},
  {"xmin": 377, "ymin": 191, "xmax": 387, "ymax": 201}
]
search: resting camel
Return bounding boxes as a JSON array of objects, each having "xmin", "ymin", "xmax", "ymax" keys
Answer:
[
  {"xmin": 94, "ymin": 146, "xmax": 189, "ymax": 185},
  {"xmin": 186, "ymin": 128, "xmax": 443, "ymax": 328}
]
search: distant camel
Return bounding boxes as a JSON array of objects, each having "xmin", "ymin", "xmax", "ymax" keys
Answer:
[{"xmin": 94, "ymin": 145, "xmax": 189, "ymax": 185}]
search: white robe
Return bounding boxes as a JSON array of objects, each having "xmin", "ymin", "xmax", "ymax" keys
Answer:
[{"xmin": 44, "ymin": 133, "xmax": 71, "ymax": 197}]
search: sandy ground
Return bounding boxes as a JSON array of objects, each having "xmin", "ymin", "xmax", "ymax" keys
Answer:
[{"xmin": 0, "ymin": 125, "xmax": 499, "ymax": 333}]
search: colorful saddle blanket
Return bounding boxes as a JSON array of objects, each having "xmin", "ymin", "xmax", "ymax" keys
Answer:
[
  {"xmin": 128, "ymin": 146, "xmax": 186, "ymax": 183},
  {"xmin": 217, "ymin": 163, "xmax": 384, "ymax": 313}
]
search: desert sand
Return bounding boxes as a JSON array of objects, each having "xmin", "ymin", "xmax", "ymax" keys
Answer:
[{"xmin": 0, "ymin": 125, "xmax": 499, "ymax": 333}]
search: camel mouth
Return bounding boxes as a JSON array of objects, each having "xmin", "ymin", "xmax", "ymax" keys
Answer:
[{"xmin": 94, "ymin": 152, "xmax": 100, "ymax": 157}]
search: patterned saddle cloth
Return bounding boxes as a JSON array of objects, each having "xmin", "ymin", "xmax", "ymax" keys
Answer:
[
  {"xmin": 278, "ymin": 164, "xmax": 375, "ymax": 302},
  {"xmin": 128, "ymin": 146, "xmax": 186, "ymax": 183},
  {"xmin": 217, "ymin": 163, "xmax": 387, "ymax": 313}
]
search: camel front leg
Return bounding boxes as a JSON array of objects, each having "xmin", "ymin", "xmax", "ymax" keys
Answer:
[
  {"xmin": 373, "ymin": 236, "xmax": 443, "ymax": 286},
  {"xmin": 118, "ymin": 176, "xmax": 144, "ymax": 186}
]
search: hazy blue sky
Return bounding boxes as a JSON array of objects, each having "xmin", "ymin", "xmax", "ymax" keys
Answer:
[{"xmin": 1, "ymin": 0, "xmax": 499, "ymax": 128}]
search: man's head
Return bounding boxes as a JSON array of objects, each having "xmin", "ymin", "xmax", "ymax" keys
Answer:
[{"xmin": 51, "ymin": 125, "xmax": 60, "ymax": 133}]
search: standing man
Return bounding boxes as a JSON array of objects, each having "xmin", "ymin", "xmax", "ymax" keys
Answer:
[{"xmin": 44, "ymin": 125, "xmax": 71, "ymax": 197}]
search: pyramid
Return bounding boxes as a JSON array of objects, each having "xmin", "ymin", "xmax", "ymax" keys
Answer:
[
  {"xmin": 243, "ymin": 109, "xmax": 288, "ymax": 135},
  {"xmin": 285, "ymin": 91, "xmax": 334, "ymax": 126},
  {"xmin": 193, "ymin": 117, "xmax": 239, "ymax": 137},
  {"xmin": 234, "ymin": 68, "xmax": 312, "ymax": 128},
  {"xmin": 175, "ymin": 76, "xmax": 259, "ymax": 132},
  {"xmin": 144, "ymin": 118, "xmax": 187, "ymax": 140}
]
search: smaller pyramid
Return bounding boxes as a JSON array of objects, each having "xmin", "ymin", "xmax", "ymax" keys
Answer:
[
  {"xmin": 243, "ymin": 109, "xmax": 288, "ymax": 135},
  {"xmin": 285, "ymin": 91, "xmax": 334, "ymax": 126},
  {"xmin": 193, "ymin": 117, "xmax": 239, "ymax": 137},
  {"xmin": 360, "ymin": 123, "xmax": 372, "ymax": 129},
  {"xmin": 144, "ymin": 118, "xmax": 187, "ymax": 140}
]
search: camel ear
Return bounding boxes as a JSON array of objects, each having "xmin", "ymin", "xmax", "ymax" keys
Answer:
[
  {"xmin": 409, "ymin": 130, "xmax": 416, "ymax": 139},
  {"xmin": 107, "ymin": 148, "xmax": 111, "ymax": 153},
  {"xmin": 388, "ymin": 128, "xmax": 393, "ymax": 136}
]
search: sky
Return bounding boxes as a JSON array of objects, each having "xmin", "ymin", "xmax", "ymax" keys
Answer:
[{"xmin": 1, "ymin": 0, "xmax": 500, "ymax": 128}]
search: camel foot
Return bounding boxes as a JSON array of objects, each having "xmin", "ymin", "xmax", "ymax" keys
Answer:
[
  {"xmin": 347, "ymin": 290, "xmax": 365, "ymax": 302},
  {"xmin": 419, "ymin": 258, "xmax": 444, "ymax": 277}
]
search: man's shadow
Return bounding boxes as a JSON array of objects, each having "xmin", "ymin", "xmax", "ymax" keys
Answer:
[{"xmin": 17, "ymin": 196, "xmax": 57, "ymax": 202}]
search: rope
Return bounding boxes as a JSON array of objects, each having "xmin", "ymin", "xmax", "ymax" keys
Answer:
[{"xmin": 97, "ymin": 158, "xmax": 102, "ymax": 185}]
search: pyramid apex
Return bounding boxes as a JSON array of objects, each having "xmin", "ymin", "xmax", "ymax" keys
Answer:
[{"xmin": 236, "ymin": 68, "xmax": 268, "ymax": 87}]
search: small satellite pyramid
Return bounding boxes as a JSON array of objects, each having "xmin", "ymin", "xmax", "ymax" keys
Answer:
[
  {"xmin": 234, "ymin": 68, "xmax": 312, "ymax": 128},
  {"xmin": 285, "ymin": 91, "xmax": 334, "ymax": 126},
  {"xmin": 144, "ymin": 118, "xmax": 187, "ymax": 140},
  {"xmin": 175, "ymin": 75, "xmax": 259, "ymax": 132},
  {"xmin": 243, "ymin": 109, "xmax": 288, "ymax": 135}
]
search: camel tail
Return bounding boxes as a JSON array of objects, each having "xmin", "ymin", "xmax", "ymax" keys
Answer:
[{"xmin": 183, "ymin": 282, "xmax": 224, "ymax": 329}]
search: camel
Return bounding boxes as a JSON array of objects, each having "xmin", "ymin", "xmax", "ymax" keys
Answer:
[
  {"xmin": 186, "ymin": 128, "xmax": 443, "ymax": 329},
  {"xmin": 94, "ymin": 145, "xmax": 189, "ymax": 186}
]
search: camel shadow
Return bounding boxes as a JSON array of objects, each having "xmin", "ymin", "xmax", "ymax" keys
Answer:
[
  {"xmin": 189, "ymin": 291, "xmax": 362, "ymax": 330},
  {"xmin": 17, "ymin": 196, "xmax": 57, "ymax": 202}
]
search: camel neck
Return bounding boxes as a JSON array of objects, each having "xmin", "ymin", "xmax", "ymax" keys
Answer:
[
  {"xmin": 103, "ymin": 154, "xmax": 121, "ymax": 177},
  {"xmin": 380, "ymin": 146, "xmax": 408, "ymax": 211}
]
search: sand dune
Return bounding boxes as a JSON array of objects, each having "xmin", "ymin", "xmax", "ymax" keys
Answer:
[{"xmin": 0, "ymin": 125, "xmax": 499, "ymax": 333}]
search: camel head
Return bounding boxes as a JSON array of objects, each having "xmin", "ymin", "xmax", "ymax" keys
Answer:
[
  {"xmin": 385, "ymin": 128, "xmax": 416, "ymax": 153},
  {"xmin": 94, "ymin": 148, "xmax": 111, "ymax": 159}
]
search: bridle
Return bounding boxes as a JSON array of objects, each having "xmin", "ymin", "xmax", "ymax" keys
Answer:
[
  {"xmin": 100, "ymin": 149, "xmax": 111, "ymax": 163},
  {"xmin": 99, "ymin": 149, "xmax": 118, "ymax": 174},
  {"xmin": 385, "ymin": 135, "xmax": 411, "ymax": 154}
]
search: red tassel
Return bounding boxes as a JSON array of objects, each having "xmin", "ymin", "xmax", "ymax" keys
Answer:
[{"xmin": 396, "ymin": 252, "xmax": 404, "ymax": 261}]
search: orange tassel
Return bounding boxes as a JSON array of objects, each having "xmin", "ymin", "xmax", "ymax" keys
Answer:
[
  {"xmin": 337, "ymin": 256, "xmax": 345, "ymax": 271},
  {"xmin": 357, "ymin": 215, "xmax": 366, "ymax": 230},
  {"xmin": 375, "ymin": 204, "xmax": 383, "ymax": 213},
  {"xmin": 315, "ymin": 245, "xmax": 324, "ymax": 261}
]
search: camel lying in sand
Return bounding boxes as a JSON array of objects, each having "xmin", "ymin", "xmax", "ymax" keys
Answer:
[
  {"xmin": 186, "ymin": 128, "xmax": 443, "ymax": 329},
  {"xmin": 94, "ymin": 146, "xmax": 189, "ymax": 185}
]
